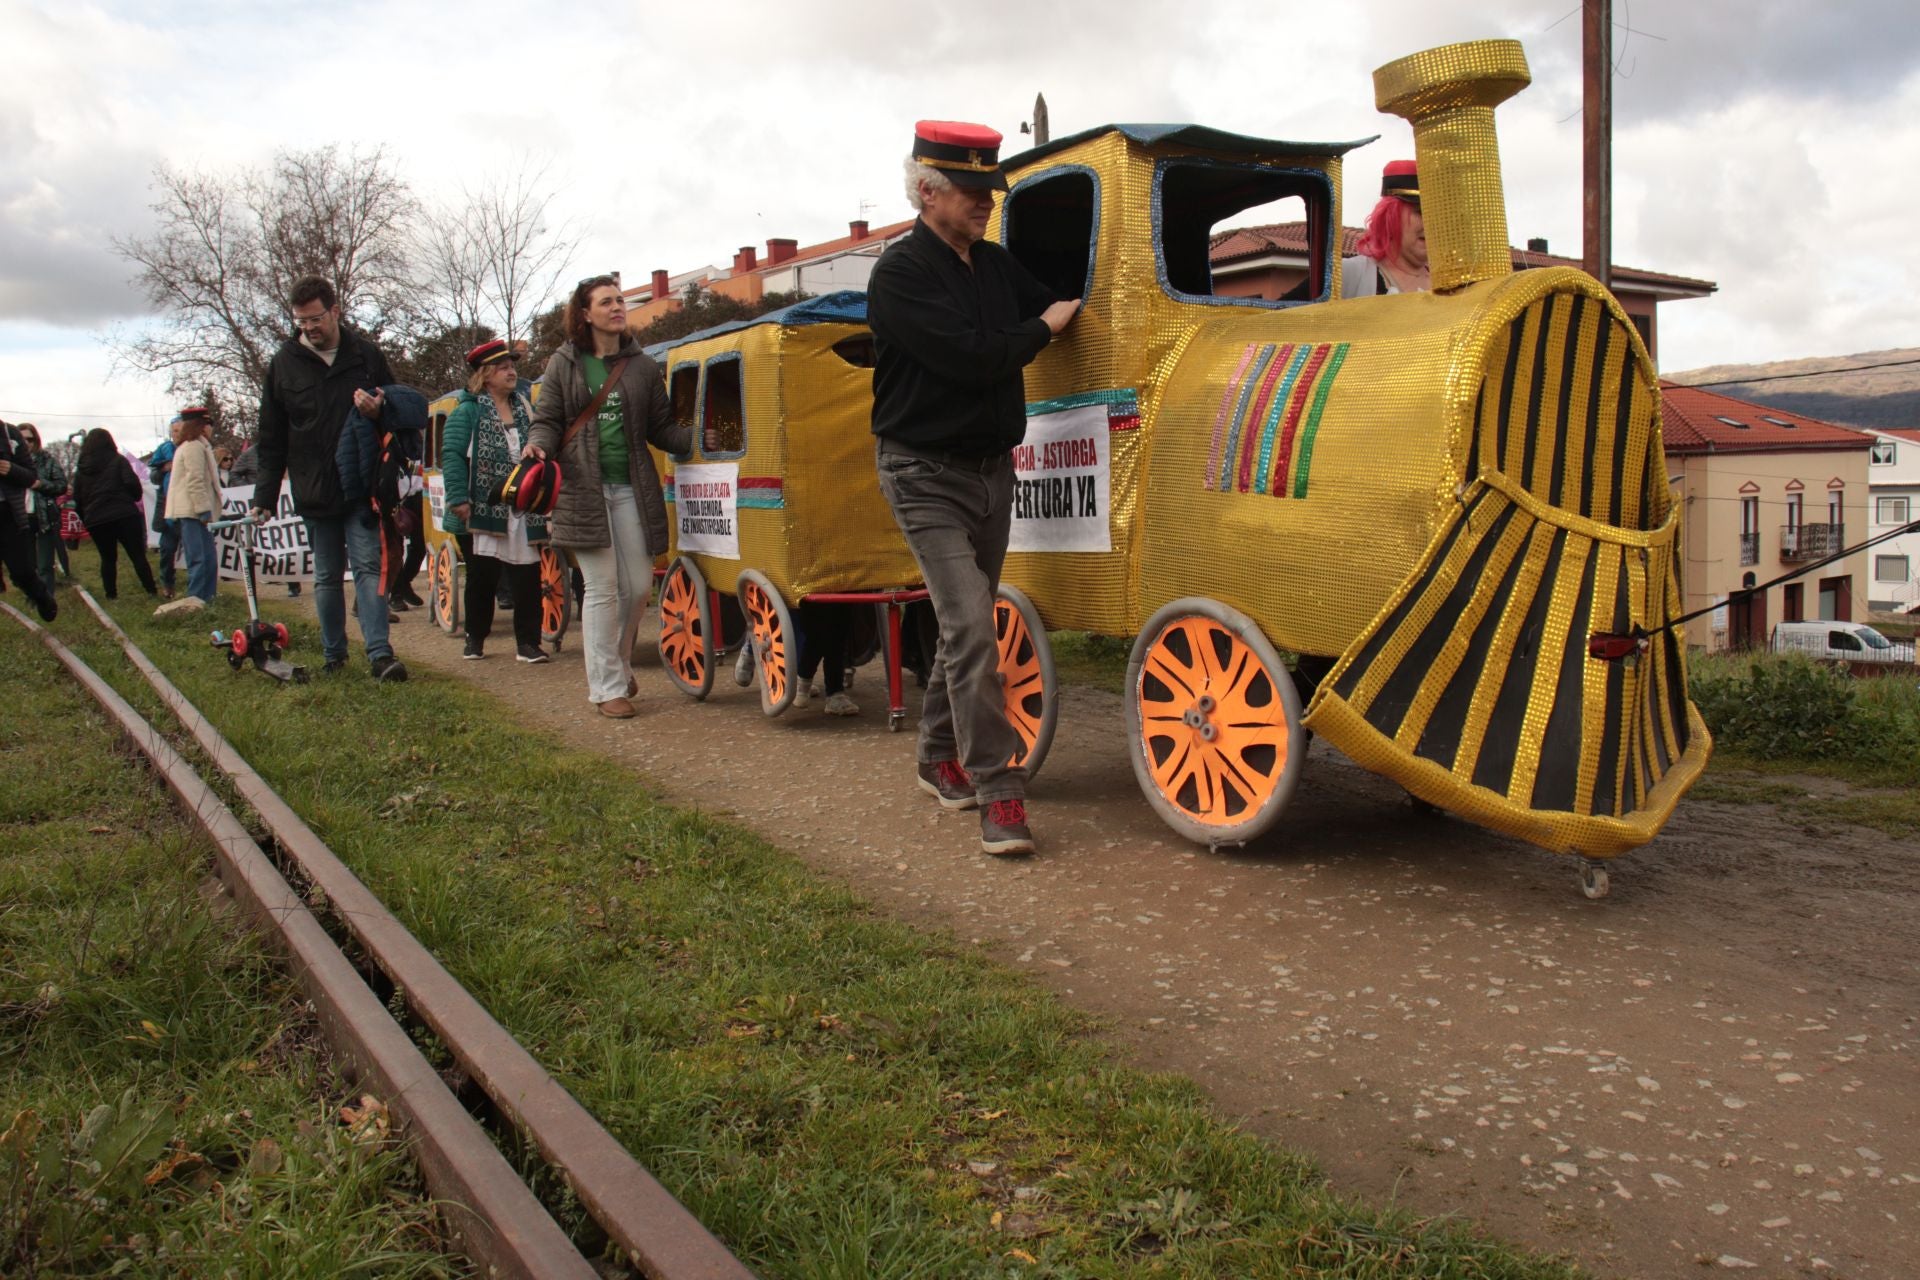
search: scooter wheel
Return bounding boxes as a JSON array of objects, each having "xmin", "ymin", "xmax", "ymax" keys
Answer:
[
  {"xmin": 273, "ymin": 622, "xmax": 290, "ymax": 649},
  {"xmin": 232, "ymin": 631, "xmax": 250, "ymax": 658}
]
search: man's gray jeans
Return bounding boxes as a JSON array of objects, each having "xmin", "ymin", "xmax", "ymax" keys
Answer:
[{"xmin": 876, "ymin": 440, "xmax": 1025, "ymax": 803}]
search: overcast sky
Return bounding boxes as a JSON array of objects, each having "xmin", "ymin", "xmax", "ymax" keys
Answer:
[{"xmin": 4, "ymin": 0, "xmax": 1917, "ymax": 455}]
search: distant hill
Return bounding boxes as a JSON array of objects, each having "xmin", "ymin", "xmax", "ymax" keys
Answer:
[{"xmin": 1665, "ymin": 348, "xmax": 1920, "ymax": 431}]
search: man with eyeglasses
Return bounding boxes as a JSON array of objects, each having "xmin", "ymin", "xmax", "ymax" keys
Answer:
[{"xmin": 250, "ymin": 274, "xmax": 407, "ymax": 680}]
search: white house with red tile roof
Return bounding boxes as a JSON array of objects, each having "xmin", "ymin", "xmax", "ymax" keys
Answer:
[
  {"xmin": 1660, "ymin": 383, "xmax": 1874, "ymax": 648},
  {"xmin": 1862, "ymin": 426, "xmax": 1920, "ymax": 612}
]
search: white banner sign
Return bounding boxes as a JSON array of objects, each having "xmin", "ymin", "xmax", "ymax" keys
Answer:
[
  {"xmin": 1009, "ymin": 403, "xmax": 1111, "ymax": 553},
  {"xmin": 214, "ymin": 486, "xmax": 314, "ymax": 583},
  {"xmin": 674, "ymin": 463, "xmax": 740, "ymax": 559},
  {"xmin": 426, "ymin": 470, "xmax": 448, "ymax": 534}
]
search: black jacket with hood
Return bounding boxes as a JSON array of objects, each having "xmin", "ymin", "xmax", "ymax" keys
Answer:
[{"xmin": 252, "ymin": 325, "xmax": 395, "ymax": 518}]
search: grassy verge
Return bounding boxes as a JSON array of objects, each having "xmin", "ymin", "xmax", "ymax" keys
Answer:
[
  {"xmin": 1050, "ymin": 631, "xmax": 1131, "ymax": 696},
  {"xmin": 0, "ymin": 616, "xmax": 459, "ymax": 1276},
  {"xmin": 24, "ymin": 565, "xmax": 1586, "ymax": 1278}
]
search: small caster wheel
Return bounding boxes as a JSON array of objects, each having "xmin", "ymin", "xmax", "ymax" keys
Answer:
[
  {"xmin": 1579, "ymin": 860, "xmax": 1610, "ymax": 900},
  {"xmin": 889, "ymin": 710, "xmax": 906, "ymax": 733}
]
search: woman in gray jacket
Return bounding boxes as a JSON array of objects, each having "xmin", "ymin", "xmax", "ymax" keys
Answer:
[{"xmin": 528, "ymin": 275, "xmax": 691, "ymax": 717}]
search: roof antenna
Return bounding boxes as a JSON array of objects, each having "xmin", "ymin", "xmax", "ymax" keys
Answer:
[{"xmin": 1020, "ymin": 93, "xmax": 1049, "ymax": 145}]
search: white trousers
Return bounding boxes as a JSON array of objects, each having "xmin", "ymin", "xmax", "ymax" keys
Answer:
[{"xmin": 573, "ymin": 483, "xmax": 651, "ymax": 703}]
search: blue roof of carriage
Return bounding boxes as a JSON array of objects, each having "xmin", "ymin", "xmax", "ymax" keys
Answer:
[{"xmin": 643, "ymin": 290, "xmax": 869, "ymax": 360}]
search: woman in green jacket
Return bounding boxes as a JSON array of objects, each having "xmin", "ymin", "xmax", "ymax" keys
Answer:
[{"xmin": 441, "ymin": 339, "xmax": 549, "ymax": 662}]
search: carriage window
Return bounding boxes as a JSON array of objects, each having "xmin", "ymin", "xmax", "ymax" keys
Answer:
[
  {"xmin": 831, "ymin": 334, "xmax": 876, "ymax": 367},
  {"xmin": 702, "ymin": 354, "xmax": 745, "ymax": 456},
  {"xmin": 1157, "ymin": 161, "xmax": 1331, "ymax": 303},
  {"xmin": 1004, "ymin": 168, "xmax": 1097, "ymax": 300},
  {"xmin": 668, "ymin": 363, "xmax": 699, "ymax": 459}
]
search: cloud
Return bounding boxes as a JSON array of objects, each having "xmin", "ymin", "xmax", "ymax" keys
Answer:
[{"xmin": 3, "ymin": 0, "xmax": 1917, "ymax": 405}]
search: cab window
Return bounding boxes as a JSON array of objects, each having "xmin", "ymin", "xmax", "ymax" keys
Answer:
[
  {"xmin": 1156, "ymin": 160, "xmax": 1333, "ymax": 305},
  {"xmin": 1003, "ymin": 167, "xmax": 1098, "ymax": 301}
]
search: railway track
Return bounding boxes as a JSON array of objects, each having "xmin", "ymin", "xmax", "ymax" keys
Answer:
[{"xmin": 4, "ymin": 595, "xmax": 756, "ymax": 1280}]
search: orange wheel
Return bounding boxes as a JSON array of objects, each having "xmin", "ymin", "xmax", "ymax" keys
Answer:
[
  {"xmin": 737, "ymin": 569, "xmax": 795, "ymax": 717},
  {"xmin": 431, "ymin": 543, "xmax": 461, "ymax": 635},
  {"xmin": 539, "ymin": 545, "xmax": 571, "ymax": 648},
  {"xmin": 1124, "ymin": 598, "xmax": 1304, "ymax": 847},
  {"xmin": 657, "ymin": 556, "xmax": 714, "ymax": 699},
  {"xmin": 994, "ymin": 583, "xmax": 1058, "ymax": 778}
]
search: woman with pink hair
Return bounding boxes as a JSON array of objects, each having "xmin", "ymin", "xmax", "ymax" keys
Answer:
[{"xmin": 1342, "ymin": 160, "xmax": 1430, "ymax": 298}]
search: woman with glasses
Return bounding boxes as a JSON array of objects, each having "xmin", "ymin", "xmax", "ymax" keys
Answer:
[
  {"xmin": 441, "ymin": 339, "xmax": 549, "ymax": 662},
  {"xmin": 527, "ymin": 275, "xmax": 690, "ymax": 718}
]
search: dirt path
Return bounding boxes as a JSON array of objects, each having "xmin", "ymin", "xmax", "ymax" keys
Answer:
[{"xmin": 387, "ymin": 610, "xmax": 1918, "ymax": 1279}]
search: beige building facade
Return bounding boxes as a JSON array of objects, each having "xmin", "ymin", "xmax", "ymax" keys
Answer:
[{"xmin": 1662, "ymin": 383, "xmax": 1874, "ymax": 650}]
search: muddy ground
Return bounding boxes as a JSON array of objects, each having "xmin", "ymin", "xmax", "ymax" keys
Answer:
[{"xmin": 386, "ymin": 608, "xmax": 1917, "ymax": 1280}]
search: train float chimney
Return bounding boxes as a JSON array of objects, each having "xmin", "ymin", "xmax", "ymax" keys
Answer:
[{"xmin": 1373, "ymin": 39, "xmax": 1531, "ymax": 294}]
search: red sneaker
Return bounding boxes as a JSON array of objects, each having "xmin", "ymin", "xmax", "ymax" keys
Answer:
[
  {"xmin": 916, "ymin": 759, "xmax": 978, "ymax": 811},
  {"xmin": 979, "ymin": 799, "xmax": 1035, "ymax": 856}
]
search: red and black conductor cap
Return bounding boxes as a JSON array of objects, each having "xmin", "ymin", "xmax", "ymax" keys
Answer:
[
  {"xmin": 178, "ymin": 405, "xmax": 210, "ymax": 422},
  {"xmin": 1381, "ymin": 159, "xmax": 1420, "ymax": 206},
  {"xmin": 913, "ymin": 120, "xmax": 1008, "ymax": 192},
  {"xmin": 465, "ymin": 338, "xmax": 513, "ymax": 369}
]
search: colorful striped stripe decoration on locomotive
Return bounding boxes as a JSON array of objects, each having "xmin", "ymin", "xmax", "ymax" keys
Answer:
[{"xmin": 1205, "ymin": 341, "xmax": 1351, "ymax": 498}]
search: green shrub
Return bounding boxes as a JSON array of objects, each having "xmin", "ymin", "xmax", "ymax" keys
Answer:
[{"xmin": 1690, "ymin": 651, "xmax": 1920, "ymax": 775}]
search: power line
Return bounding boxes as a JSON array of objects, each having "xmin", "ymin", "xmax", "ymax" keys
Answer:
[{"xmin": 1684, "ymin": 355, "xmax": 1920, "ymax": 389}]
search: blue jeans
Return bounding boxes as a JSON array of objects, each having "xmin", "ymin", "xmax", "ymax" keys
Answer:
[
  {"xmin": 305, "ymin": 509, "xmax": 391, "ymax": 664},
  {"xmin": 178, "ymin": 514, "xmax": 217, "ymax": 602},
  {"xmin": 156, "ymin": 516, "xmax": 181, "ymax": 591}
]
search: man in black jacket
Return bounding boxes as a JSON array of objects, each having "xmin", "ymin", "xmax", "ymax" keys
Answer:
[
  {"xmin": 869, "ymin": 120, "xmax": 1079, "ymax": 857},
  {"xmin": 249, "ymin": 276, "xmax": 405, "ymax": 680}
]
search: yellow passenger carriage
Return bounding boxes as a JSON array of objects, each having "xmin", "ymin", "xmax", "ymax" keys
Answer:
[
  {"xmin": 422, "ymin": 387, "xmax": 575, "ymax": 647},
  {"xmin": 649, "ymin": 298, "xmax": 1059, "ymax": 771}
]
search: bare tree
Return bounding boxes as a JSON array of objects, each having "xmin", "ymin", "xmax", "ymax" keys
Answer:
[
  {"xmin": 113, "ymin": 146, "xmax": 419, "ymax": 430},
  {"xmin": 415, "ymin": 159, "xmax": 580, "ymax": 347}
]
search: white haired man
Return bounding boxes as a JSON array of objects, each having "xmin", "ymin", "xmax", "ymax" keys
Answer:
[{"xmin": 867, "ymin": 119, "xmax": 1080, "ymax": 857}]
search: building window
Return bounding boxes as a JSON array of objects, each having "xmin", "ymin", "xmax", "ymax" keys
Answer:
[
  {"xmin": 1877, "ymin": 554, "xmax": 1911, "ymax": 583},
  {"xmin": 1877, "ymin": 495, "xmax": 1911, "ymax": 524},
  {"xmin": 1156, "ymin": 160, "xmax": 1333, "ymax": 305},
  {"xmin": 1785, "ymin": 492, "xmax": 1802, "ymax": 529},
  {"xmin": 1740, "ymin": 496, "xmax": 1758, "ymax": 535},
  {"xmin": 1783, "ymin": 582, "xmax": 1803, "ymax": 621},
  {"xmin": 701, "ymin": 354, "xmax": 745, "ymax": 457},
  {"xmin": 1829, "ymin": 488, "xmax": 1843, "ymax": 526},
  {"xmin": 1629, "ymin": 312, "xmax": 1653, "ymax": 351},
  {"xmin": 1003, "ymin": 167, "xmax": 1098, "ymax": 302},
  {"xmin": 1871, "ymin": 440, "xmax": 1897, "ymax": 465},
  {"xmin": 1714, "ymin": 415, "xmax": 1749, "ymax": 429}
]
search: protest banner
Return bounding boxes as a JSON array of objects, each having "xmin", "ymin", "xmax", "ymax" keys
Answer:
[
  {"xmin": 673, "ymin": 463, "xmax": 741, "ymax": 559},
  {"xmin": 1009, "ymin": 403, "xmax": 1112, "ymax": 553},
  {"xmin": 213, "ymin": 486, "xmax": 313, "ymax": 582}
]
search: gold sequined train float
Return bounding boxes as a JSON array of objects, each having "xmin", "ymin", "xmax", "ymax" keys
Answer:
[{"xmin": 651, "ymin": 40, "xmax": 1710, "ymax": 897}]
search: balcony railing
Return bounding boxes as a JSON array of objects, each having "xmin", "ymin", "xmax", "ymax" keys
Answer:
[
  {"xmin": 1739, "ymin": 532, "xmax": 1759, "ymax": 566},
  {"xmin": 1781, "ymin": 522, "xmax": 1844, "ymax": 562}
]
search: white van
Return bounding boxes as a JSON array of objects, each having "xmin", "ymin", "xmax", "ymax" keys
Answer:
[{"xmin": 1770, "ymin": 621, "xmax": 1916, "ymax": 665}]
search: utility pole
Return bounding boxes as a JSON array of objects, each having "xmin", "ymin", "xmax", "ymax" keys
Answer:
[{"xmin": 1583, "ymin": 0, "xmax": 1612, "ymax": 291}]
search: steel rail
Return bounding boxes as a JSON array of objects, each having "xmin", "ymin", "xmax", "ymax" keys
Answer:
[
  {"xmin": 3, "ymin": 602, "xmax": 598, "ymax": 1280},
  {"xmin": 73, "ymin": 589, "xmax": 756, "ymax": 1280}
]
